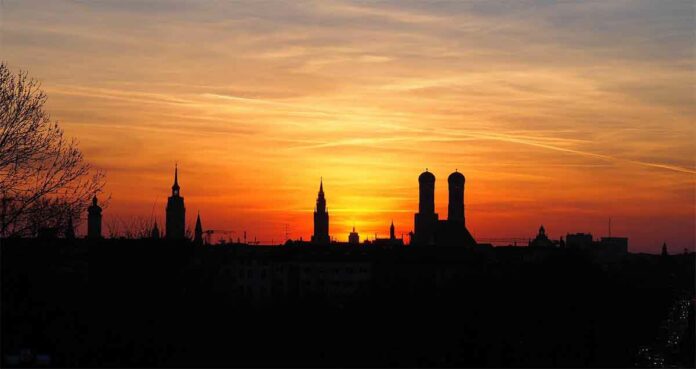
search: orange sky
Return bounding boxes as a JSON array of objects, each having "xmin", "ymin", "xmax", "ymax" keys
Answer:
[{"xmin": 1, "ymin": 1, "xmax": 694, "ymax": 252}]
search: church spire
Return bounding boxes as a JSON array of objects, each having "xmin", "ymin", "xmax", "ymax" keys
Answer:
[
  {"xmin": 315, "ymin": 178, "xmax": 326, "ymax": 212},
  {"xmin": 166, "ymin": 163, "xmax": 186, "ymax": 240},
  {"xmin": 312, "ymin": 177, "xmax": 330, "ymax": 244},
  {"xmin": 151, "ymin": 221, "xmax": 160, "ymax": 240},
  {"xmin": 194, "ymin": 211, "xmax": 203, "ymax": 245},
  {"xmin": 88, "ymin": 194, "xmax": 102, "ymax": 239},
  {"xmin": 172, "ymin": 163, "xmax": 180, "ymax": 196}
]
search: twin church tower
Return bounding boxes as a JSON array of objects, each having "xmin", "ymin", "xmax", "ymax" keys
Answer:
[
  {"xmin": 413, "ymin": 170, "xmax": 475, "ymax": 246},
  {"xmin": 311, "ymin": 169, "xmax": 476, "ymax": 246}
]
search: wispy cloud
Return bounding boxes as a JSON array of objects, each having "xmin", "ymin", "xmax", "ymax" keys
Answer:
[{"xmin": 2, "ymin": 0, "xmax": 693, "ymax": 250}]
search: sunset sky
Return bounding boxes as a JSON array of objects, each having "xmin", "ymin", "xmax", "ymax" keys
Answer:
[{"xmin": 2, "ymin": 0, "xmax": 693, "ymax": 251}]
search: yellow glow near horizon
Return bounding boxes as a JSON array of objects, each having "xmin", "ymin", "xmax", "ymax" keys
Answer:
[{"xmin": 1, "ymin": 1, "xmax": 693, "ymax": 251}]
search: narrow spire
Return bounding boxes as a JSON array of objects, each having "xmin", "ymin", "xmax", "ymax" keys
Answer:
[
  {"xmin": 151, "ymin": 221, "xmax": 160, "ymax": 239},
  {"xmin": 172, "ymin": 163, "xmax": 180, "ymax": 195},
  {"xmin": 194, "ymin": 211, "xmax": 203, "ymax": 245},
  {"xmin": 319, "ymin": 177, "xmax": 323, "ymax": 193}
]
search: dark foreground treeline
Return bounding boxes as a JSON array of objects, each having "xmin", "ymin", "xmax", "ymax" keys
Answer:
[{"xmin": 1, "ymin": 239, "xmax": 694, "ymax": 368}]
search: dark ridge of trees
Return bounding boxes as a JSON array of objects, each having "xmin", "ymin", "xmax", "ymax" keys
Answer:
[{"xmin": 0, "ymin": 62, "xmax": 104, "ymax": 237}]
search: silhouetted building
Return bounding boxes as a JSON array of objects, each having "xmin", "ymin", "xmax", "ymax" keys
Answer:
[
  {"xmin": 438, "ymin": 171, "xmax": 476, "ymax": 246},
  {"xmin": 413, "ymin": 170, "xmax": 438, "ymax": 245},
  {"xmin": 151, "ymin": 222, "xmax": 160, "ymax": 240},
  {"xmin": 565, "ymin": 232, "xmax": 628, "ymax": 258},
  {"xmin": 348, "ymin": 226, "xmax": 359, "ymax": 245},
  {"xmin": 312, "ymin": 179, "xmax": 330, "ymax": 244},
  {"xmin": 566, "ymin": 233, "xmax": 594, "ymax": 250},
  {"xmin": 413, "ymin": 170, "xmax": 476, "ymax": 247},
  {"xmin": 599, "ymin": 237, "xmax": 628, "ymax": 254},
  {"xmin": 194, "ymin": 212, "xmax": 203, "ymax": 246},
  {"xmin": 661, "ymin": 242, "xmax": 668, "ymax": 256},
  {"xmin": 373, "ymin": 221, "xmax": 405, "ymax": 247},
  {"xmin": 166, "ymin": 165, "xmax": 186, "ymax": 240},
  {"xmin": 87, "ymin": 195, "xmax": 102, "ymax": 239},
  {"xmin": 529, "ymin": 225, "xmax": 555, "ymax": 248},
  {"xmin": 448, "ymin": 171, "xmax": 465, "ymax": 226}
]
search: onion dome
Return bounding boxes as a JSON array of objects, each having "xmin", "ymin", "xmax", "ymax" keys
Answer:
[
  {"xmin": 418, "ymin": 169, "xmax": 436, "ymax": 183},
  {"xmin": 448, "ymin": 170, "xmax": 465, "ymax": 184}
]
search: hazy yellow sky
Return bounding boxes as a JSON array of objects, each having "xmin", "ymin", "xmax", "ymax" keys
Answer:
[{"xmin": 2, "ymin": 0, "xmax": 694, "ymax": 251}]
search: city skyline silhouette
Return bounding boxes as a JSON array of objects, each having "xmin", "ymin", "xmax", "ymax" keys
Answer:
[
  {"xmin": 66, "ymin": 162, "xmax": 678, "ymax": 254},
  {"xmin": 1, "ymin": 1, "xmax": 694, "ymax": 368}
]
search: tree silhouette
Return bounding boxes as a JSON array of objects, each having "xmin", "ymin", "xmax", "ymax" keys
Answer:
[{"xmin": 0, "ymin": 62, "xmax": 104, "ymax": 237}]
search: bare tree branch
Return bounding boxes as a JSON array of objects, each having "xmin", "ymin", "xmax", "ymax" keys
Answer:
[{"xmin": 0, "ymin": 62, "xmax": 105, "ymax": 237}]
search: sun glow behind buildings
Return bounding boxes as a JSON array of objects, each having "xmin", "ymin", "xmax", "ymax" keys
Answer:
[{"xmin": 1, "ymin": 1, "xmax": 693, "ymax": 251}]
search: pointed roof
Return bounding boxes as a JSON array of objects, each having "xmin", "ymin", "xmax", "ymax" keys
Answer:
[
  {"xmin": 319, "ymin": 177, "xmax": 324, "ymax": 193},
  {"xmin": 172, "ymin": 163, "xmax": 180, "ymax": 191},
  {"xmin": 195, "ymin": 211, "xmax": 202, "ymax": 232},
  {"xmin": 92, "ymin": 194, "xmax": 98, "ymax": 206},
  {"xmin": 151, "ymin": 221, "xmax": 160, "ymax": 239}
]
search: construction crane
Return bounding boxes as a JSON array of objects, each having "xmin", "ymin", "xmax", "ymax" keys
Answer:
[
  {"xmin": 476, "ymin": 237, "xmax": 529, "ymax": 246},
  {"xmin": 203, "ymin": 229, "xmax": 235, "ymax": 245}
]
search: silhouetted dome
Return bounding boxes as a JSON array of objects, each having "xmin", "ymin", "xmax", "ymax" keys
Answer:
[
  {"xmin": 448, "ymin": 171, "xmax": 465, "ymax": 184},
  {"xmin": 418, "ymin": 170, "xmax": 435, "ymax": 183}
]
